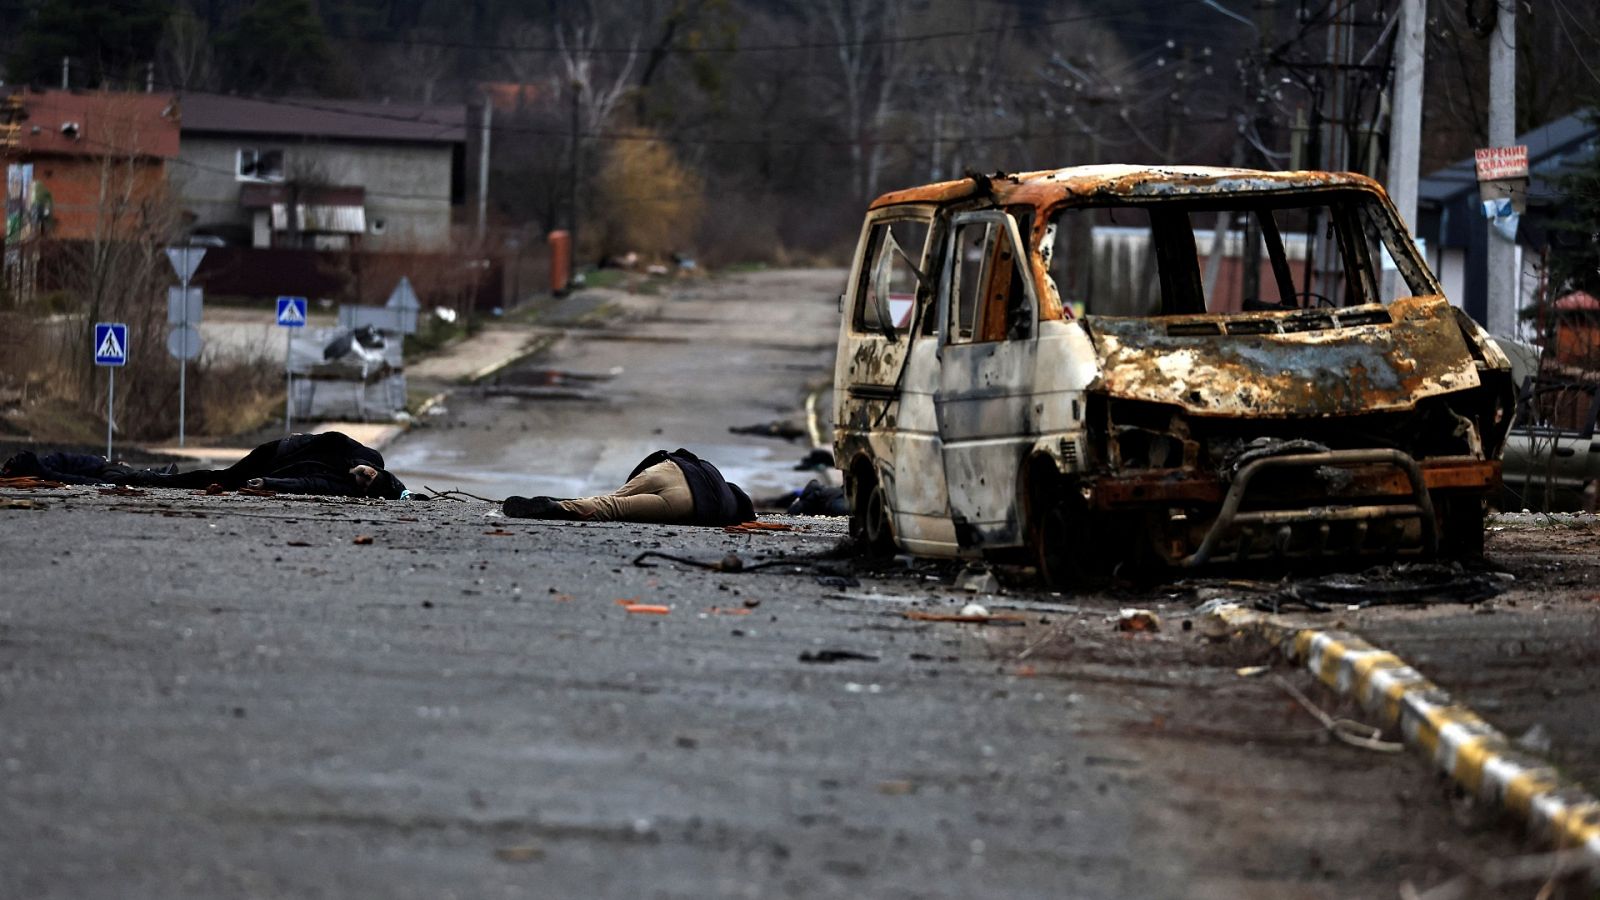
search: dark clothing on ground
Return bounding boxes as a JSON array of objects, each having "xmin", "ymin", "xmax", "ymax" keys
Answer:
[
  {"xmin": 629, "ymin": 449, "xmax": 755, "ymax": 526},
  {"xmin": 1, "ymin": 451, "xmax": 172, "ymax": 486},
  {"xmin": 125, "ymin": 432, "xmax": 405, "ymax": 498}
]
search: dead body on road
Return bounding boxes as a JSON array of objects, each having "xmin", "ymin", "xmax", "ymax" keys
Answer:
[
  {"xmin": 121, "ymin": 432, "xmax": 407, "ymax": 498},
  {"xmin": 2, "ymin": 450, "xmax": 176, "ymax": 486},
  {"xmin": 503, "ymin": 448, "xmax": 754, "ymax": 525}
]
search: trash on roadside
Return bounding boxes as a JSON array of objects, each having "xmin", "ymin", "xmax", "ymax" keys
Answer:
[
  {"xmin": 724, "ymin": 522, "xmax": 794, "ymax": 535},
  {"xmin": 493, "ymin": 845, "xmax": 544, "ymax": 863},
  {"xmin": 622, "ymin": 603, "xmax": 670, "ymax": 615},
  {"xmin": 237, "ymin": 486, "xmax": 277, "ymax": 497},
  {"xmin": 0, "ymin": 498, "xmax": 46, "ymax": 510},
  {"xmin": 729, "ymin": 420, "xmax": 806, "ymax": 441},
  {"xmin": 955, "ymin": 568, "xmax": 1000, "ymax": 594},
  {"xmin": 1514, "ymin": 723, "xmax": 1553, "ymax": 755},
  {"xmin": 1118, "ymin": 608, "xmax": 1161, "ymax": 633},
  {"xmin": 97, "ymin": 486, "xmax": 146, "ymax": 496},
  {"xmin": 959, "ymin": 602, "xmax": 990, "ymax": 617},
  {"xmin": 352, "ymin": 535, "xmax": 374, "ymax": 545},
  {"xmin": 798, "ymin": 649, "xmax": 879, "ymax": 664},
  {"xmin": 905, "ymin": 609, "xmax": 1026, "ymax": 625},
  {"xmin": 286, "ymin": 540, "xmax": 312, "ymax": 547},
  {"xmin": 1235, "ymin": 665, "xmax": 1270, "ymax": 677},
  {"xmin": 0, "ymin": 476, "xmax": 63, "ymax": 489},
  {"xmin": 482, "ymin": 529, "xmax": 515, "ymax": 536}
]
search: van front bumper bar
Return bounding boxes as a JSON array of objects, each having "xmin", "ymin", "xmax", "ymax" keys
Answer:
[{"xmin": 1085, "ymin": 452, "xmax": 1499, "ymax": 567}]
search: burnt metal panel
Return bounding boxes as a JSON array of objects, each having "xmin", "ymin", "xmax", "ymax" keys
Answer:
[{"xmin": 1083, "ymin": 296, "xmax": 1480, "ymax": 417}]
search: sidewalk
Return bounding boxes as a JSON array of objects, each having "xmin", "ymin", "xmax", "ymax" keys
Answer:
[{"xmin": 146, "ymin": 323, "xmax": 552, "ymax": 465}]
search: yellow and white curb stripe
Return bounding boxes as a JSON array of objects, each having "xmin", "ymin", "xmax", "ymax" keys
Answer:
[{"xmin": 1205, "ymin": 603, "xmax": 1600, "ymax": 868}]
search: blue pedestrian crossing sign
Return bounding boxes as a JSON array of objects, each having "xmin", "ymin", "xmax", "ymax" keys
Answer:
[
  {"xmin": 276, "ymin": 296, "xmax": 308, "ymax": 328},
  {"xmin": 94, "ymin": 323, "xmax": 128, "ymax": 366}
]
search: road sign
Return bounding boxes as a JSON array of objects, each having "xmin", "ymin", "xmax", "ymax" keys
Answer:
[
  {"xmin": 165, "ymin": 246, "xmax": 206, "ymax": 282},
  {"xmin": 94, "ymin": 323, "xmax": 128, "ymax": 366},
  {"xmin": 1474, "ymin": 145, "xmax": 1528, "ymax": 182},
  {"xmin": 166, "ymin": 324, "xmax": 202, "ymax": 361},
  {"xmin": 276, "ymin": 296, "xmax": 307, "ymax": 328},
  {"xmin": 167, "ymin": 286, "xmax": 203, "ymax": 325}
]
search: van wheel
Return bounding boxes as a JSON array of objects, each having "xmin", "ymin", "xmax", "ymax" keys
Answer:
[
  {"xmin": 849, "ymin": 471, "xmax": 895, "ymax": 556},
  {"xmin": 1029, "ymin": 478, "xmax": 1086, "ymax": 589},
  {"xmin": 1437, "ymin": 496, "xmax": 1485, "ymax": 560}
]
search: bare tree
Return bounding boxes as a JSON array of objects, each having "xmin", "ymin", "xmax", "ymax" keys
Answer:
[
  {"xmin": 819, "ymin": 0, "xmax": 909, "ymax": 201},
  {"xmin": 159, "ymin": 4, "xmax": 216, "ymax": 92}
]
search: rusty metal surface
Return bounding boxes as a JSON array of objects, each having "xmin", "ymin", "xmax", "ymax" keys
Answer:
[
  {"xmin": 1083, "ymin": 296, "xmax": 1481, "ymax": 417},
  {"xmin": 868, "ymin": 165, "xmax": 1381, "ymax": 213},
  {"xmin": 1089, "ymin": 458, "xmax": 1498, "ymax": 510}
]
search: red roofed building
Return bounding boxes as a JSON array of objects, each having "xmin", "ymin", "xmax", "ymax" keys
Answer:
[{"xmin": 7, "ymin": 89, "xmax": 180, "ymax": 240}]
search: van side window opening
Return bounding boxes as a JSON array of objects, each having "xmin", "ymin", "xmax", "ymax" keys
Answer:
[
  {"xmin": 949, "ymin": 221, "xmax": 995, "ymax": 343},
  {"xmin": 854, "ymin": 218, "xmax": 930, "ymax": 337},
  {"xmin": 1047, "ymin": 207, "xmax": 1160, "ymax": 317}
]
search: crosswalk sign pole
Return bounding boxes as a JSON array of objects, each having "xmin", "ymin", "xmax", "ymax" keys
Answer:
[
  {"xmin": 285, "ymin": 327, "xmax": 293, "ymax": 436},
  {"xmin": 107, "ymin": 368, "xmax": 115, "ymax": 460}
]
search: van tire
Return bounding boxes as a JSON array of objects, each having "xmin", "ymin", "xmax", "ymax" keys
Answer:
[
  {"xmin": 848, "ymin": 469, "xmax": 896, "ymax": 557},
  {"xmin": 1027, "ymin": 472, "xmax": 1086, "ymax": 589},
  {"xmin": 1437, "ymin": 495, "xmax": 1486, "ymax": 560}
]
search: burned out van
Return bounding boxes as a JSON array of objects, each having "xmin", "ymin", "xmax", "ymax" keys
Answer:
[{"xmin": 832, "ymin": 166, "xmax": 1514, "ymax": 584}]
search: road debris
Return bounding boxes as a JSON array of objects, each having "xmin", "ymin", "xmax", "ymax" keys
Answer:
[
  {"xmin": 621, "ymin": 603, "xmax": 671, "ymax": 615},
  {"xmin": 493, "ymin": 845, "xmax": 545, "ymax": 863},
  {"xmin": 724, "ymin": 522, "xmax": 795, "ymax": 535},
  {"xmin": 0, "ymin": 476, "xmax": 63, "ymax": 489},
  {"xmin": 1117, "ymin": 609, "xmax": 1161, "ymax": 633},
  {"xmin": 1274, "ymin": 675, "xmax": 1403, "ymax": 753},
  {"xmin": 798, "ymin": 649, "xmax": 879, "ymax": 664},
  {"xmin": 904, "ymin": 609, "xmax": 1026, "ymax": 625},
  {"xmin": 97, "ymin": 486, "xmax": 146, "ymax": 496},
  {"xmin": 955, "ymin": 569, "xmax": 1000, "ymax": 594},
  {"xmin": 1259, "ymin": 563, "xmax": 1505, "ymax": 612},
  {"xmin": 0, "ymin": 497, "xmax": 47, "ymax": 510},
  {"xmin": 482, "ymin": 529, "xmax": 515, "ymax": 536},
  {"xmin": 352, "ymin": 535, "xmax": 374, "ymax": 545}
]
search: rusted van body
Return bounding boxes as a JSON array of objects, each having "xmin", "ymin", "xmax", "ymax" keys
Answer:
[{"xmin": 832, "ymin": 166, "xmax": 1513, "ymax": 582}]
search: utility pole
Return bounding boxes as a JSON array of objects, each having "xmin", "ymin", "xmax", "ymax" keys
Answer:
[
  {"xmin": 568, "ymin": 81, "xmax": 582, "ymax": 287},
  {"xmin": 61, "ymin": 56, "xmax": 69, "ymax": 90},
  {"xmin": 476, "ymin": 94, "xmax": 492, "ymax": 242},
  {"xmin": 1486, "ymin": 0, "xmax": 1518, "ymax": 338},
  {"xmin": 1383, "ymin": 0, "xmax": 1425, "ymax": 301}
]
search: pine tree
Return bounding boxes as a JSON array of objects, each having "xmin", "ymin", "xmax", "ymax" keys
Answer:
[{"xmin": 1547, "ymin": 111, "xmax": 1600, "ymax": 301}]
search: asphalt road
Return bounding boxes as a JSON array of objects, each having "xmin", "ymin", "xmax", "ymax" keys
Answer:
[{"xmin": 4, "ymin": 270, "xmax": 1595, "ymax": 899}]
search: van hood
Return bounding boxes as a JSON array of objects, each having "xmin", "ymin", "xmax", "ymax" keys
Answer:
[{"xmin": 1081, "ymin": 296, "xmax": 1481, "ymax": 417}]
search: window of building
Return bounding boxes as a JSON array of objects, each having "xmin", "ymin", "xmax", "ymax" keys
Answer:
[{"xmin": 237, "ymin": 148, "xmax": 284, "ymax": 182}]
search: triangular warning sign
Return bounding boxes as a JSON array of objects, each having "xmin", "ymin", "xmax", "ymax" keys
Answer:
[
  {"xmin": 97, "ymin": 329, "xmax": 124, "ymax": 359},
  {"xmin": 279, "ymin": 302, "xmax": 305, "ymax": 324}
]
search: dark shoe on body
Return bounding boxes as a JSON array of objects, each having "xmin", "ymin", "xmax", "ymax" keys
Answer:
[{"xmin": 503, "ymin": 496, "xmax": 577, "ymax": 520}]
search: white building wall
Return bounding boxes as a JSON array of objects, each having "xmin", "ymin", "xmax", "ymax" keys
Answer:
[{"xmin": 172, "ymin": 136, "xmax": 456, "ymax": 251}]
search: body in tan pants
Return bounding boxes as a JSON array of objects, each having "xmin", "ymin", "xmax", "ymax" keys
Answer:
[{"xmin": 559, "ymin": 461, "xmax": 695, "ymax": 522}]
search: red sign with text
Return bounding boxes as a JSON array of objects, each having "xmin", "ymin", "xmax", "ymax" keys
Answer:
[{"xmin": 1474, "ymin": 145, "xmax": 1528, "ymax": 181}]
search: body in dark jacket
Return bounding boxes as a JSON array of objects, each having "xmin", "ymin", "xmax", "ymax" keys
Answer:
[
  {"xmin": 1, "ymin": 451, "xmax": 173, "ymax": 485},
  {"xmin": 125, "ymin": 432, "xmax": 405, "ymax": 498},
  {"xmin": 504, "ymin": 447, "xmax": 754, "ymax": 525},
  {"xmin": 629, "ymin": 449, "xmax": 755, "ymax": 525}
]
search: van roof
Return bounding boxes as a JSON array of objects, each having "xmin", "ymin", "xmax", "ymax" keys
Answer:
[{"xmin": 867, "ymin": 165, "xmax": 1384, "ymax": 210}]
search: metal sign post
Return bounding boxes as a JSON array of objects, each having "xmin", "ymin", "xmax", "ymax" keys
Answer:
[
  {"xmin": 94, "ymin": 323, "xmax": 128, "ymax": 459},
  {"xmin": 165, "ymin": 246, "xmax": 206, "ymax": 447},
  {"xmin": 276, "ymin": 296, "xmax": 307, "ymax": 435}
]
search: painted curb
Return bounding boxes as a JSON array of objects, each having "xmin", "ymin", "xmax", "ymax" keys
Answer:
[{"xmin": 1205, "ymin": 603, "xmax": 1600, "ymax": 869}]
